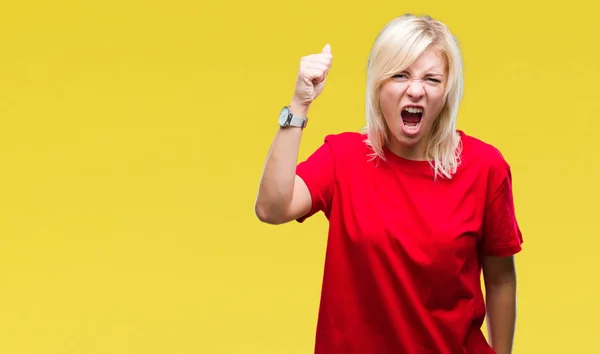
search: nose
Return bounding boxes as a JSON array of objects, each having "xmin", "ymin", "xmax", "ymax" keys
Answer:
[{"xmin": 406, "ymin": 80, "xmax": 425, "ymax": 100}]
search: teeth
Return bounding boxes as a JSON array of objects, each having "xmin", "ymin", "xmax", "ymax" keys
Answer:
[{"xmin": 403, "ymin": 107, "xmax": 423, "ymax": 114}]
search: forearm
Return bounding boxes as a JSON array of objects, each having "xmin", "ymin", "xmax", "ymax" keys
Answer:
[
  {"xmin": 255, "ymin": 101, "xmax": 308, "ymax": 222},
  {"xmin": 485, "ymin": 279, "xmax": 517, "ymax": 354}
]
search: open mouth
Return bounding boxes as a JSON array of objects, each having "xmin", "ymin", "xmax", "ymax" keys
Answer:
[{"xmin": 401, "ymin": 106, "xmax": 423, "ymax": 134}]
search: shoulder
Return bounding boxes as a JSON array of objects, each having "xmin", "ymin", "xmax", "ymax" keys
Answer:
[
  {"xmin": 459, "ymin": 131, "xmax": 514, "ymax": 192},
  {"xmin": 323, "ymin": 131, "xmax": 367, "ymax": 147},
  {"xmin": 308, "ymin": 131, "xmax": 375, "ymax": 175},
  {"xmin": 320, "ymin": 131, "xmax": 370, "ymax": 158},
  {"xmin": 460, "ymin": 131, "xmax": 510, "ymax": 173}
]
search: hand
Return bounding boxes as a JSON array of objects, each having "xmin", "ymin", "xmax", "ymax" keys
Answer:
[{"xmin": 291, "ymin": 44, "xmax": 333, "ymax": 110}]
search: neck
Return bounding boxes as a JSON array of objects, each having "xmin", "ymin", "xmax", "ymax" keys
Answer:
[{"xmin": 386, "ymin": 139, "xmax": 429, "ymax": 161}]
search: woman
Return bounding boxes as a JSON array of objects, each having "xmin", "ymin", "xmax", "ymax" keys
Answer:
[{"xmin": 255, "ymin": 14, "xmax": 523, "ymax": 354}]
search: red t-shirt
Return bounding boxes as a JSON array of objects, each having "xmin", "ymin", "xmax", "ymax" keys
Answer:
[{"xmin": 295, "ymin": 131, "xmax": 523, "ymax": 354}]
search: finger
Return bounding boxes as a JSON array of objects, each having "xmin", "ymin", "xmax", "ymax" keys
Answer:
[
  {"xmin": 303, "ymin": 59, "xmax": 332, "ymax": 75},
  {"xmin": 304, "ymin": 68, "xmax": 326, "ymax": 83},
  {"xmin": 322, "ymin": 43, "xmax": 331, "ymax": 54},
  {"xmin": 303, "ymin": 62, "xmax": 329, "ymax": 72},
  {"xmin": 301, "ymin": 59, "xmax": 332, "ymax": 71},
  {"xmin": 303, "ymin": 52, "xmax": 333, "ymax": 64}
]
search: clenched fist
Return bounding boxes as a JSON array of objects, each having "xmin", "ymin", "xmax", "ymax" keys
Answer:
[{"xmin": 291, "ymin": 44, "xmax": 333, "ymax": 109}]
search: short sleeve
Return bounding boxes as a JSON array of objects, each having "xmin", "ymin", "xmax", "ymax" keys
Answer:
[
  {"xmin": 481, "ymin": 156, "xmax": 524, "ymax": 257},
  {"xmin": 295, "ymin": 136, "xmax": 336, "ymax": 223}
]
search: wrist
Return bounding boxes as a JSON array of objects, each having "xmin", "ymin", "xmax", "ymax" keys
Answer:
[{"xmin": 289, "ymin": 98, "xmax": 310, "ymax": 118}]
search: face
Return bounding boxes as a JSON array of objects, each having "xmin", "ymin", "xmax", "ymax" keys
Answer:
[{"xmin": 379, "ymin": 45, "xmax": 448, "ymax": 160}]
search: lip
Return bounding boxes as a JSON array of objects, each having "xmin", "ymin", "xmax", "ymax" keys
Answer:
[
  {"xmin": 400, "ymin": 118, "xmax": 422, "ymax": 136},
  {"xmin": 400, "ymin": 104, "xmax": 424, "ymax": 137},
  {"xmin": 400, "ymin": 104, "xmax": 425, "ymax": 112}
]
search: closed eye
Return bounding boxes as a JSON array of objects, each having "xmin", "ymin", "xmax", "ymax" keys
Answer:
[{"xmin": 392, "ymin": 73, "xmax": 442, "ymax": 83}]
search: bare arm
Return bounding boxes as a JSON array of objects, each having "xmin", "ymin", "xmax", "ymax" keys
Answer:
[
  {"xmin": 254, "ymin": 102, "xmax": 313, "ymax": 224},
  {"xmin": 483, "ymin": 255, "xmax": 517, "ymax": 354},
  {"xmin": 255, "ymin": 44, "xmax": 333, "ymax": 225}
]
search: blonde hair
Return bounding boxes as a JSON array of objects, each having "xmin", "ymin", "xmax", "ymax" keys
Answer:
[{"xmin": 363, "ymin": 14, "xmax": 464, "ymax": 179}]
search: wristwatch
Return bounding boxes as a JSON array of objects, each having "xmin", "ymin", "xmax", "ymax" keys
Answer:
[{"xmin": 278, "ymin": 106, "xmax": 308, "ymax": 128}]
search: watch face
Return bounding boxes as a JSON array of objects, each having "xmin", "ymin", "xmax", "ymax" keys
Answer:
[{"xmin": 278, "ymin": 107, "xmax": 290, "ymax": 126}]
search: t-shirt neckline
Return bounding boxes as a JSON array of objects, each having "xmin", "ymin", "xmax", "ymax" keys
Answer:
[{"xmin": 381, "ymin": 130, "xmax": 465, "ymax": 174}]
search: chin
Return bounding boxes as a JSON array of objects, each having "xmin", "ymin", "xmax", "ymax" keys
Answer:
[
  {"xmin": 388, "ymin": 128, "xmax": 420, "ymax": 147},
  {"xmin": 386, "ymin": 120, "xmax": 431, "ymax": 157},
  {"xmin": 395, "ymin": 133, "xmax": 422, "ymax": 147}
]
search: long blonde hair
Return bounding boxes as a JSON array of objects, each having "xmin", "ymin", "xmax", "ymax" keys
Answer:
[{"xmin": 363, "ymin": 14, "xmax": 464, "ymax": 179}]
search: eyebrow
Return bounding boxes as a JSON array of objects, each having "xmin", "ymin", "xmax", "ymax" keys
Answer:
[{"xmin": 401, "ymin": 69, "xmax": 444, "ymax": 77}]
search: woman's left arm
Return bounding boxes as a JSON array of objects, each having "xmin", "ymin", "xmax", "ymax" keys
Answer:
[{"xmin": 482, "ymin": 255, "xmax": 517, "ymax": 354}]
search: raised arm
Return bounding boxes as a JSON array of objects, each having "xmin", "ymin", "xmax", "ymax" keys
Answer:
[{"xmin": 255, "ymin": 44, "xmax": 333, "ymax": 225}]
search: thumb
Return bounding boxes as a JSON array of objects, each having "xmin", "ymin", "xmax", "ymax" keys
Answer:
[{"xmin": 322, "ymin": 43, "xmax": 331, "ymax": 54}]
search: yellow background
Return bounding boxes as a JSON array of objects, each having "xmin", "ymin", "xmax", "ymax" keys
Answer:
[{"xmin": 0, "ymin": 0, "xmax": 597, "ymax": 353}]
